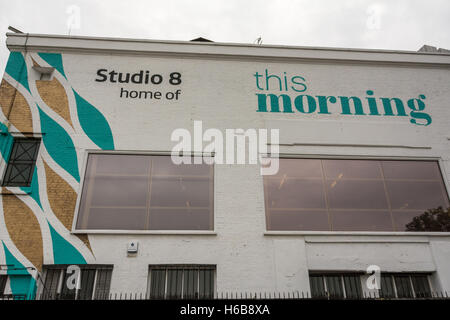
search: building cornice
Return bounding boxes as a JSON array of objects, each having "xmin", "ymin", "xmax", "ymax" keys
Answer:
[{"xmin": 6, "ymin": 32, "xmax": 450, "ymax": 67}]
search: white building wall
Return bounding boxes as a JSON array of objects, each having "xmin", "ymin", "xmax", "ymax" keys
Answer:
[
  {"xmin": 71, "ymin": 49, "xmax": 450, "ymax": 294},
  {"xmin": 5, "ymin": 34, "xmax": 450, "ymax": 294}
]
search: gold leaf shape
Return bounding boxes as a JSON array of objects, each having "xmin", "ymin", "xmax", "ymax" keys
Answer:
[
  {"xmin": 2, "ymin": 194, "xmax": 43, "ymax": 271},
  {"xmin": 35, "ymin": 67, "xmax": 73, "ymax": 127},
  {"xmin": 43, "ymin": 161, "xmax": 92, "ymax": 252},
  {"xmin": 0, "ymin": 79, "xmax": 33, "ymax": 132}
]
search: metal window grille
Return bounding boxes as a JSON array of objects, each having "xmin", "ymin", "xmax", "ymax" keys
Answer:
[
  {"xmin": 0, "ymin": 275, "xmax": 7, "ymax": 295},
  {"xmin": 381, "ymin": 273, "xmax": 432, "ymax": 299},
  {"xmin": 148, "ymin": 265, "xmax": 215, "ymax": 299},
  {"xmin": 40, "ymin": 265, "xmax": 113, "ymax": 300},
  {"xmin": 2, "ymin": 138, "xmax": 40, "ymax": 187},
  {"xmin": 309, "ymin": 273, "xmax": 363, "ymax": 299},
  {"xmin": 311, "ymin": 273, "xmax": 432, "ymax": 299}
]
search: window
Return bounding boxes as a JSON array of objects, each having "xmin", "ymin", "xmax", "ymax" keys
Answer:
[
  {"xmin": 2, "ymin": 138, "xmax": 40, "ymax": 187},
  {"xmin": 148, "ymin": 265, "xmax": 215, "ymax": 299},
  {"xmin": 76, "ymin": 154, "xmax": 214, "ymax": 231},
  {"xmin": 309, "ymin": 273, "xmax": 363, "ymax": 299},
  {"xmin": 41, "ymin": 265, "xmax": 112, "ymax": 300},
  {"xmin": 309, "ymin": 273, "xmax": 432, "ymax": 299},
  {"xmin": 264, "ymin": 159, "xmax": 450, "ymax": 232},
  {"xmin": 380, "ymin": 274, "xmax": 432, "ymax": 298},
  {"xmin": 0, "ymin": 275, "xmax": 7, "ymax": 296}
]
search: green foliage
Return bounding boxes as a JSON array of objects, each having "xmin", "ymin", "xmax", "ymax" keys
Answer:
[{"xmin": 405, "ymin": 206, "xmax": 450, "ymax": 232}]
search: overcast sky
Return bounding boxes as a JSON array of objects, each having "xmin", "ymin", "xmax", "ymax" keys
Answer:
[{"xmin": 0, "ymin": 0, "xmax": 450, "ymax": 76}]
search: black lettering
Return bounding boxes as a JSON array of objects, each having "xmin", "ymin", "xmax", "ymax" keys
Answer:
[
  {"xmin": 109, "ymin": 70, "xmax": 118, "ymax": 83},
  {"xmin": 95, "ymin": 69, "xmax": 108, "ymax": 82},
  {"xmin": 169, "ymin": 72, "xmax": 182, "ymax": 85}
]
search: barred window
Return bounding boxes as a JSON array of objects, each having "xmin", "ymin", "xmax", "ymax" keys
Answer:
[
  {"xmin": 309, "ymin": 272, "xmax": 432, "ymax": 299},
  {"xmin": 41, "ymin": 265, "xmax": 113, "ymax": 300},
  {"xmin": 309, "ymin": 273, "xmax": 363, "ymax": 299},
  {"xmin": 380, "ymin": 274, "xmax": 432, "ymax": 298},
  {"xmin": 0, "ymin": 275, "xmax": 7, "ymax": 295},
  {"xmin": 148, "ymin": 265, "xmax": 215, "ymax": 299},
  {"xmin": 2, "ymin": 138, "xmax": 40, "ymax": 187}
]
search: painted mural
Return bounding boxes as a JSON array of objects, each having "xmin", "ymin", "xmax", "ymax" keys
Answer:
[{"xmin": 0, "ymin": 51, "xmax": 114, "ymax": 298}]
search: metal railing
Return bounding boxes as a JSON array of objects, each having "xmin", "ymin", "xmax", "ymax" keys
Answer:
[
  {"xmin": 31, "ymin": 290, "xmax": 450, "ymax": 301},
  {"xmin": 0, "ymin": 294, "xmax": 27, "ymax": 300}
]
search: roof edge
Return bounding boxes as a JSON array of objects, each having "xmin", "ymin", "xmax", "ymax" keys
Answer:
[{"xmin": 6, "ymin": 32, "xmax": 450, "ymax": 67}]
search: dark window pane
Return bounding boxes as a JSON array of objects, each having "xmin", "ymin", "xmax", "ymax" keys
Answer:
[
  {"xmin": 94, "ymin": 154, "xmax": 150, "ymax": 175},
  {"xmin": 264, "ymin": 159, "xmax": 448, "ymax": 232},
  {"xmin": 310, "ymin": 275, "xmax": 326, "ymax": 298},
  {"xmin": 382, "ymin": 161, "xmax": 441, "ymax": 180},
  {"xmin": 82, "ymin": 208, "xmax": 147, "ymax": 230},
  {"xmin": 76, "ymin": 154, "xmax": 213, "ymax": 230},
  {"xmin": 150, "ymin": 177, "xmax": 211, "ymax": 207},
  {"xmin": 42, "ymin": 269, "xmax": 60, "ymax": 299},
  {"xmin": 265, "ymin": 178, "xmax": 326, "ymax": 209},
  {"xmin": 394, "ymin": 275, "xmax": 413, "ymax": 298},
  {"xmin": 323, "ymin": 160, "xmax": 382, "ymax": 179},
  {"xmin": 78, "ymin": 269, "xmax": 96, "ymax": 300},
  {"xmin": 149, "ymin": 266, "xmax": 215, "ymax": 300},
  {"xmin": 325, "ymin": 275, "xmax": 344, "ymax": 298},
  {"xmin": 268, "ymin": 210, "xmax": 330, "ymax": 231},
  {"xmin": 392, "ymin": 211, "xmax": 427, "ymax": 232},
  {"xmin": 183, "ymin": 269, "xmax": 198, "ymax": 299},
  {"xmin": 166, "ymin": 269, "xmax": 183, "ymax": 299},
  {"xmin": 272, "ymin": 158, "xmax": 323, "ymax": 179},
  {"xmin": 12, "ymin": 142, "xmax": 38, "ymax": 161},
  {"xmin": 331, "ymin": 210, "xmax": 394, "ymax": 231},
  {"xmin": 380, "ymin": 275, "xmax": 396, "ymax": 298},
  {"xmin": 326, "ymin": 180, "xmax": 388, "ymax": 209},
  {"xmin": 150, "ymin": 269, "xmax": 166, "ymax": 299},
  {"xmin": 343, "ymin": 274, "xmax": 363, "ymax": 299},
  {"xmin": 386, "ymin": 181, "xmax": 448, "ymax": 210},
  {"xmin": 199, "ymin": 269, "xmax": 214, "ymax": 299},
  {"xmin": 149, "ymin": 209, "xmax": 210, "ymax": 230},
  {"xmin": 94, "ymin": 269, "xmax": 112, "ymax": 300},
  {"xmin": 90, "ymin": 176, "xmax": 148, "ymax": 207},
  {"xmin": 411, "ymin": 275, "xmax": 431, "ymax": 298},
  {"xmin": 60, "ymin": 270, "xmax": 77, "ymax": 300},
  {"xmin": 2, "ymin": 139, "xmax": 40, "ymax": 187},
  {"xmin": 0, "ymin": 275, "xmax": 6, "ymax": 295},
  {"xmin": 152, "ymin": 155, "xmax": 211, "ymax": 177}
]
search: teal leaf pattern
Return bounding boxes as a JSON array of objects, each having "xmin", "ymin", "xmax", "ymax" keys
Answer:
[
  {"xmin": 37, "ymin": 105, "xmax": 80, "ymax": 182},
  {"xmin": 73, "ymin": 89, "xmax": 115, "ymax": 150},
  {"xmin": 38, "ymin": 52, "xmax": 67, "ymax": 79},
  {"xmin": 1, "ymin": 241, "xmax": 36, "ymax": 299},
  {"xmin": 20, "ymin": 166, "xmax": 42, "ymax": 209},
  {"xmin": 5, "ymin": 52, "xmax": 30, "ymax": 92},
  {"xmin": 47, "ymin": 222, "xmax": 86, "ymax": 265},
  {"xmin": 0, "ymin": 122, "xmax": 14, "ymax": 162}
]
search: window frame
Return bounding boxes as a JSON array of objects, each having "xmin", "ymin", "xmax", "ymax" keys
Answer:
[
  {"xmin": 147, "ymin": 264, "xmax": 216, "ymax": 299},
  {"xmin": 1, "ymin": 137, "xmax": 41, "ymax": 187},
  {"xmin": 263, "ymin": 154, "xmax": 450, "ymax": 236},
  {"xmin": 379, "ymin": 273, "xmax": 433, "ymax": 299},
  {"xmin": 0, "ymin": 275, "xmax": 7, "ymax": 296},
  {"xmin": 309, "ymin": 272, "xmax": 365, "ymax": 299},
  {"xmin": 309, "ymin": 272, "xmax": 434, "ymax": 299},
  {"xmin": 72, "ymin": 150, "xmax": 217, "ymax": 235},
  {"xmin": 39, "ymin": 264, "xmax": 113, "ymax": 300}
]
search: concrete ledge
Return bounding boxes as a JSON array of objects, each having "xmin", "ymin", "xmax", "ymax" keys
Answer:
[
  {"xmin": 72, "ymin": 230, "xmax": 217, "ymax": 235},
  {"xmin": 6, "ymin": 33, "xmax": 450, "ymax": 67}
]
